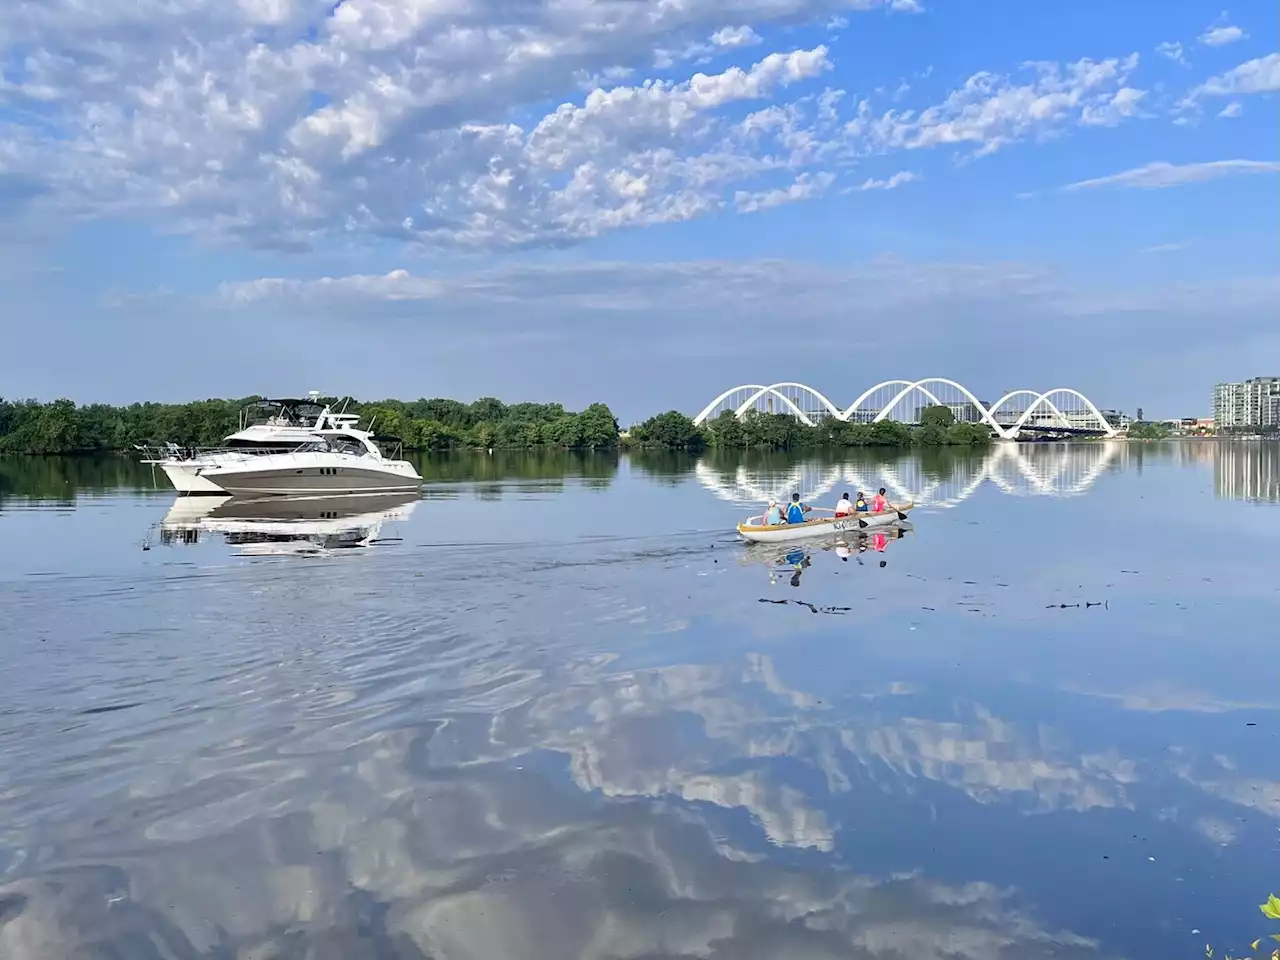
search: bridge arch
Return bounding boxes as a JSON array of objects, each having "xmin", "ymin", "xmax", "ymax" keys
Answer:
[
  {"xmin": 732, "ymin": 383, "xmax": 842, "ymax": 426},
  {"xmin": 694, "ymin": 382, "xmax": 842, "ymax": 426},
  {"xmin": 870, "ymin": 378, "xmax": 1012, "ymax": 438},
  {"xmin": 693, "ymin": 385, "xmax": 769, "ymax": 426},
  {"xmin": 989, "ymin": 390, "xmax": 1068, "ymax": 433},
  {"xmin": 840, "ymin": 380, "xmax": 944, "ymax": 422},
  {"xmin": 692, "ymin": 380, "xmax": 1116, "ymax": 438},
  {"xmin": 1010, "ymin": 389, "xmax": 1118, "ymax": 437}
]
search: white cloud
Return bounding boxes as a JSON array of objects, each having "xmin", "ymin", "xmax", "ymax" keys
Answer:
[
  {"xmin": 1184, "ymin": 52, "xmax": 1280, "ymax": 100},
  {"xmin": 1198, "ymin": 24, "xmax": 1246, "ymax": 47},
  {"xmin": 1080, "ymin": 86, "xmax": 1146, "ymax": 126},
  {"xmin": 710, "ymin": 26, "xmax": 762, "ymax": 49},
  {"xmin": 1156, "ymin": 41, "xmax": 1187, "ymax": 65},
  {"xmin": 851, "ymin": 55, "xmax": 1145, "ymax": 158},
  {"xmin": 732, "ymin": 171, "xmax": 835, "ymax": 212},
  {"xmin": 1059, "ymin": 159, "xmax": 1280, "ymax": 192},
  {"xmin": 1139, "ymin": 242, "xmax": 1191, "ymax": 254},
  {"xmin": 1217, "ymin": 101, "xmax": 1243, "ymax": 118},
  {"xmin": 0, "ymin": 1, "xmax": 1159, "ymax": 253},
  {"xmin": 209, "ymin": 257, "xmax": 1280, "ymax": 329},
  {"xmin": 856, "ymin": 170, "xmax": 918, "ymax": 190}
]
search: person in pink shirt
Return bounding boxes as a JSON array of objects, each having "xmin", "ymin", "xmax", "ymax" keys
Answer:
[{"xmin": 872, "ymin": 488, "xmax": 889, "ymax": 513}]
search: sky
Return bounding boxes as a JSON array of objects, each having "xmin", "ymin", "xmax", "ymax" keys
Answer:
[{"xmin": 0, "ymin": 0, "xmax": 1277, "ymax": 422}]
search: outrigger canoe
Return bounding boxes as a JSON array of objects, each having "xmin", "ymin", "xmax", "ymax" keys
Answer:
[{"xmin": 737, "ymin": 503, "xmax": 913, "ymax": 544}]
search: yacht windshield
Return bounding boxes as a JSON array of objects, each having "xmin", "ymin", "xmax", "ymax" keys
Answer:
[{"xmin": 327, "ymin": 438, "xmax": 368, "ymax": 457}]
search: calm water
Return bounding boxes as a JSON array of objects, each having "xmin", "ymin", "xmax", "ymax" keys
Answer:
[{"xmin": 2, "ymin": 442, "xmax": 1279, "ymax": 959}]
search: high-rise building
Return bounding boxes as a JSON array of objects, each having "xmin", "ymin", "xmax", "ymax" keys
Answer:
[{"xmin": 1213, "ymin": 378, "xmax": 1280, "ymax": 430}]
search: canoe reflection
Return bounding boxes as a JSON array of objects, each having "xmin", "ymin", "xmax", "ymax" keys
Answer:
[
  {"xmin": 158, "ymin": 493, "xmax": 419, "ymax": 555},
  {"xmin": 742, "ymin": 524, "xmax": 911, "ymax": 586}
]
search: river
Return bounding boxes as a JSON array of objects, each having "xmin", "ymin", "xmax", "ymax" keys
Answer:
[{"xmin": 1, "ymin": 441, "xmax": 1278, "ymax": 959}]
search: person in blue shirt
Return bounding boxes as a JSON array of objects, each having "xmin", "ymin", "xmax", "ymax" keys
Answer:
[
  {"xmin": 854, "ymin": 491, "xmax": 870, "ymax": 513},
  {"xmin": 785, "ymin": 493, "xmax": 811, "ymax": 524}
]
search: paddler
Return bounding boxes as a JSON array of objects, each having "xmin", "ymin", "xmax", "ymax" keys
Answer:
[
  {"xmin": 872, "ymin": 488, "xmax": 889, "ymax": 513},
  {"xmin": 763, "ymin": 499, "xmax": 783, "ymax": 525},
  {"xmin": 785, "ymin": 493, "xmax": 811, "ymax": 524},
  {"xmin": 854, "ymin": 491, "xmax": 869, "ymax": 512},
  {"xmin": 834, "ymin": 492, "xmax": 855, "ymax": 517}
]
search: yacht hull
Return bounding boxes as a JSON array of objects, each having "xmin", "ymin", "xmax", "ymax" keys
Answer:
[
  {"xmin": 161, "ymin": 462, "xmax": 228, "ymax": 495},
  {"xmin": 199, "ymin": 463, "xmax": 422, "ymax": 497}
]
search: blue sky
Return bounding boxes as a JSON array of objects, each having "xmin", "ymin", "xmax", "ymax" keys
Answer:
[{"xmin": 0, "ymin": 0, "xmax": 1276, "ymax": 421}]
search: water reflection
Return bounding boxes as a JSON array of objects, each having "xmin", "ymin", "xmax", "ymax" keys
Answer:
[
  {"xmin": 3, "ymin": 442, "xmax": 1278, "ymax": 508},
  {"xmin": 1213, "ymin": 441, "xmax": 1280, "ymax": 503},
  {"xmin": 695, "ymin": 441, "xmax": 1128, "ymax": 508},
  {"xmin": 744, "ymin": 526, "xmax": 911, "ymax": 587},
  {"xmin": 156, "ymin": 494, "xmax": 419, "ymax": 555},
  {"xmin": 4, "ymin": 443, "xmax": 1280, "ymax": 958}
]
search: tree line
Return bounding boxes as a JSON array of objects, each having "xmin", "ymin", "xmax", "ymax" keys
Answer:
[
  {"xmin": 626, "ymin": 406, "xmax": 994, "ymax": 450},
  {"xmin": 0, "ymin": 395, "xmax": 993, "ymax": 456},
  {"xmin": 0, "ymin": 396, "xmax": 621, "ymax": 455}
]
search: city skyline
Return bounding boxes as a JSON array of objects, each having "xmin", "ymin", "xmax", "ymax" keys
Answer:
[{"xmin": 1, "ymin": 0, "xmax": 1277, "ymax": 421}]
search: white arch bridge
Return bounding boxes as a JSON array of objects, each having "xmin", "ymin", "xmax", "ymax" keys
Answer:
[{"xmin": 693, "ymin": 379, "xmax": 1120, "ymax": 439}]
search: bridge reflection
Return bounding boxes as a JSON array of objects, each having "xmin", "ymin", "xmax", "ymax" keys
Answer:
[{"xmin": 695, "ymin": 441, "xmax": 1127, "ymax": 509}]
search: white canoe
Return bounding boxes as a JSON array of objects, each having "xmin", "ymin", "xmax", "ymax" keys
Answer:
[{"xmin": 737, "ymin": 503, "xmax": 913, "ymax": 543}]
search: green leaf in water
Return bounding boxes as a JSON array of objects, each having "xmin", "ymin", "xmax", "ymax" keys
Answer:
[{"xmin": 1261, "ymin": 894, "xmax": 1280, "ymax": 920}]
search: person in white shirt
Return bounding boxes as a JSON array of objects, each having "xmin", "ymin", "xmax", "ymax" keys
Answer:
[{"xmin": 834, "ymin": 492, "xmax": 855, "ymax": 516}]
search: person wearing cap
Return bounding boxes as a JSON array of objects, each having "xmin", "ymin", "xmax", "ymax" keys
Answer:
[{"xmin": 763, "ymin": 499, "xmax": 784, "ymax": 525}]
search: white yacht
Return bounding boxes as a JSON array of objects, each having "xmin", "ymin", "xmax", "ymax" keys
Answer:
[
  {"xmin": 142, "ymin": 395, "xmax": 383, "ymax": 495},
  {"xmin": 190, "ymin": 427, "xmax": 422, "ymax": 497}
]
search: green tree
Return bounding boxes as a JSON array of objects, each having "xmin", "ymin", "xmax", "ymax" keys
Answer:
[
  {"xmin": 576, "ymin": 403, "xmax": 620, "ymax": 449},
  {"xmin": 631, "ymin": 411, "xmax": 704, "ymax": 449},
  {"xmin": 920, "ymin": 405, "xmax": 957, "ymax": 429}
]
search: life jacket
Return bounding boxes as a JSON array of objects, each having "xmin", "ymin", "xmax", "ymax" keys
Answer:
[{"xmin": 786, "ymin": 501, "xmax": 806, "ymax": 524}]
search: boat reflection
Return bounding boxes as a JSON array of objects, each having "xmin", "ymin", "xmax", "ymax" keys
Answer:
[
  {"xmin": 158, "ymin": 493, "xmax": 419, "ymax": 555},
  {"xmin": 743, "ymin": 525, "xmax": 910, "ymax": 586}
]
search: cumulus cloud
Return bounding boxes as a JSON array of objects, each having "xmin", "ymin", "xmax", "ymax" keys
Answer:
[
  {"xmin": 733, "ymin": 170, "xmax": 835, "ymax": 212},
  {"xmin": 1198, "ymin": 23, "xmax": 1246, "ymax": 46},
  {"xmin": 1058, "ymin": 159, "xmax": 1280, "ymax": 191},
  {"xmin": 1217, "ymin": 101, "xmax": 1243, "ymax": 118},
  {"xmin": 1156, "ymin": 41, "xmax": 1187, "ymax": 65},
  {"xmin": 856, "ymin": 170, "xmax": 918, "ymax": 190},
  {"xmin": 709, "ymin": 25, "xmax": 762, "ymax": 49},
  {"xmin": 849, "ymin": 54, "xmax": 1145, "ymax": 158},
  {"xmin": 0, "ymin": 0, "xmax": 1166, "ymax": 253},
  {"xmin": 1183, "ymin": 52, "xmax": 1280, "ymax": 101}
]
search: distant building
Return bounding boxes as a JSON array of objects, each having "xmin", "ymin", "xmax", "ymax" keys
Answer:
[
  {"xmin": 1213, "ymin": 377, "xmax": 1280, "ymax": 430},
  {"xmin": 913, "ymin": 401, "xmax": 986, "ymax": 424},
  {"xmin": 1161, "ymin": 417, "xmax": 1215, "ymax": 435},
  {"xmin": 1099, "ymin": 409, "xmax": 1132, "ymax": 431}
]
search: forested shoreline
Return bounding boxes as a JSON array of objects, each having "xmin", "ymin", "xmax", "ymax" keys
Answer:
[
  {"xmin": 629, "ymin": 407, "xmax": 993, "ymax": 450},
  {"xmin": 0, "ymin": 395, "xmax": 992, "ymax": 455},
  {"xmin": 0, "ymin": 396, "xmax": 620, "ymax": 455}
]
